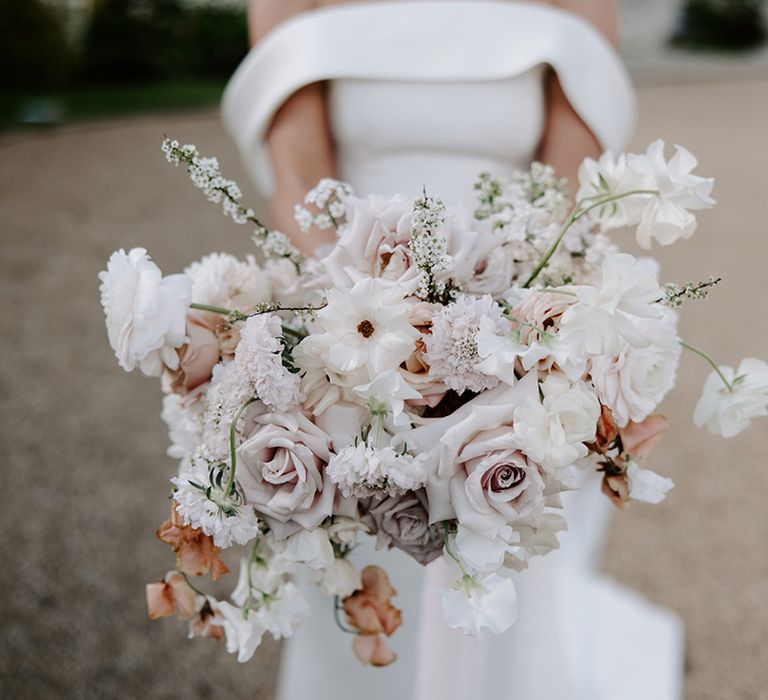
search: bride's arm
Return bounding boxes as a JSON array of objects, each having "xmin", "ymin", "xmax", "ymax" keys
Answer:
[
  {"xmin": 538, "ymin": 0, "xmax": 618, "ymax": 189},
  {"xmin": 248, "ymin": 0, "xmax": 337, "ymax": 254}
]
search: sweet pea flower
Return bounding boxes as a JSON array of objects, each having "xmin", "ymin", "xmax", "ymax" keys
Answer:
[{"xmin": 440, "ymin": 573, "xmax": 518, "ymax": 637}]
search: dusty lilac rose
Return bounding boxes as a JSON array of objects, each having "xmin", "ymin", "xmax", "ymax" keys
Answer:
[
  {"xmin": 364, "ymin": 490, "xmax": 444, "ymax": 565},
  {"xmin": 236, "ymin": 411, "xmax": 335, "ymax": 538},
  {"xmin": 449, "ymin": 424, "xmax": 546, "ymax": 538}
]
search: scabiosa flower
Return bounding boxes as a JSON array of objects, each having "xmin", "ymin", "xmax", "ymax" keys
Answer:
[
  {"xmin": 99, "ymin": 247, "xmax": 191, "ymax": 376},
  {"xmin": 235, "ymin": 314, "xmax": 300, "ymax": 412},
  {"xmin": 425, "ymin": 295, "xmax": 507, "ymax": 394},
  {"xmin": 327, "ymin": 443, "xmax": 428, "ymax": 498},
  {"xmin": 172, "ymin": 453, "xmax": 261, "ymax": 548}
]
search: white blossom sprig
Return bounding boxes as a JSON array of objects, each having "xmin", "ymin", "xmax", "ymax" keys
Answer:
[
  {"xmin": 411, "ymin": 192, "xmax": 456, "ymax": 303},
  {"xmin": 162, "ymin": 138, "xmax": 304, "ymax": 268},
  {"xmin": 294, "ymin": 178, "xmax": 353, "ymax": 233},
  {"xmin": 661, "ymin": 276, "xmax": 721, "ymax": 308}
]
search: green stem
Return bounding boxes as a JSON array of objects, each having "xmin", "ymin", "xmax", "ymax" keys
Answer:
[
  {"xmin": 333, "ymin": 596, "xmax": 358, "ymax": 635},
  {"xmin": 190, "ymin": 302, "xmax": 234, "ymax": 316},
  {"xmin": 442, "ymin": 523, "xmax": 470, "ymax": 578},
  {"xmin": 680, "ymin": 340, "xmax": 733, "ymax": 392},
  {"xmin": 281, "ymin": 325, "xmax": 306, "ymax": 340},
  {"xmin": 181, "ymin": 572, "xmax": 207, "ymax": 597},
  {"xmin": 523, "ymin": 189, "xmax": 659, "ymax": 289},
  {"xmin": 224, "ymin": 397, "xmax": 260, "ymax": 497}
]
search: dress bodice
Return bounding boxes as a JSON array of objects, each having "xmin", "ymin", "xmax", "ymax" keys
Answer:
[
  {"xmin": 329, "ymin": 69, "xmax": 545, "ymax": 203},
  {"xmin": 222, "ymin": 1, "xmax": 636, "ymax": 200}
]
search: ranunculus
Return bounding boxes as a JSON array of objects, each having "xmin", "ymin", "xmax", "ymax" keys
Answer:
[
  {"xmin": 99, "ymin": 247, "xmax": 191, "ymax": 375},
  {"xmin": 693, "ymin": 358, "xmax": 768, "ymax": 438},
  {"xmin": 365, "ymin": 490, "xmax": 444, "ymax": 565},
  {"xmin": 237, "ymin": 411, "xmax": 334, "ymax": 537},
  {"xmin": 590, "ymin": 309, "xmax": 681, "ymax": 427}
]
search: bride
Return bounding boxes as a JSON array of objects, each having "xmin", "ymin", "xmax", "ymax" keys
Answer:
[{"xmin": 223, "ymin": 2, "xmax": 684, "ymax": 698}]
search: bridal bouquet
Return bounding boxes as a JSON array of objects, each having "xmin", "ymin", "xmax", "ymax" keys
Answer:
[{"xmin": 99, "ymin": 137, "xmax": 768, "ymax": 666}]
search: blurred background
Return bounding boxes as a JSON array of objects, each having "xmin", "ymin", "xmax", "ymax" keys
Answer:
[{"xmin": 1, "ymin": 1, "xmax": 768, "ymax": 698}]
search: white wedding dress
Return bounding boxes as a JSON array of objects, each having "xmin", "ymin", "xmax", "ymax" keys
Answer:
[{"xmin": 222, "ymin": 3, "xmax": 684, "ymax": 699}]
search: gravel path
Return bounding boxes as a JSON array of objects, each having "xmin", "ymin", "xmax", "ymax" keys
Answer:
[{"xmin": 1, "ymin": 80, "xmax": 767, "ymax": 699}]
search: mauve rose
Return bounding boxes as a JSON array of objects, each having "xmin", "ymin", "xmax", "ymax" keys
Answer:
[
  {"xmin": 364, "ymin": 490, "xmax": 444, "ymax": 565},
  {"xmin": 168, "ymin": 317, "xmax": 221, "ymax": 393},
  {"xmin": 450, "ymin": 425, "xmax": 546, "ymax": 538},
  {"xmin": 237, "ymin": 411, "xmax": 335, "ymax": 538}
]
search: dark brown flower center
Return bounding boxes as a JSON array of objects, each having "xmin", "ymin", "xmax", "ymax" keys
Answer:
[
  {"xmin": 490, "ymin": 465, "xmax": 525, "ymax": 491},
  {"xmin": 357, "ymin": 319, "xmax": 375, "ymax": 338}
]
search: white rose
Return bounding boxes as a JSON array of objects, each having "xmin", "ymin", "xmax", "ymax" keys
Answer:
[
  {"xmin": 513, "ymin": 373, "xmax": 600, "ymax": 471},
  {"xmin": 99, "ymin": 247, "xmax": 191, "ymax": 376},
  {"xmin": 591, "ymin": 309, "xmax": 681, "ymax": 427},
  {"xmin": 693, "ymin": 358, "xmax": 768, "ymax": 438}
]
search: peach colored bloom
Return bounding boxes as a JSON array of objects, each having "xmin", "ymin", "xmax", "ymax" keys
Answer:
[
  {"xmin": 342, "ymin": 565, "xmax": 402, "ymax": 667},
  {"xmin": 156, "ymin": 504, "xmax": 229, "ymax": 580},
  {"xmin": 189, "ymin": 599, "xmax": 225, "ymax": 640},
  {"xmin": 620, "ymin": 414, "xmax": 670, "ymax": 461},
  {"xmin": 146, "ymin": 571, "xmax": 197, "ymax": 620},
  {"xmin": 168, "ymin": 317, "xmax": 221, "ymax": 393}
]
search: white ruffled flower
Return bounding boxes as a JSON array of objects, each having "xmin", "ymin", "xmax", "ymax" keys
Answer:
[
  {"xmin": 255, "ymin": 582, "xmax": 309, "ymax": 639},
  {"xmin": 558, "ymin": 253, "xmax": 663, "ymax": 357},
  {"xmin": 628, "ymin": 140, "xmax": 715, "ymax": 249},
  {"xmin": 474, "ymin": 315, "xmax": 550, "ymax": 385},
  {"xmin": 353, "ymin": 369, "xmax": 421, "ymax": 427},
  {"xmin": 172, "ymin": 454, "xmax": 261, "ymax": 548},
  {"xmin": 450, "ymin": 524, "xmax": 523, "ymax": 575},
  {"xmin": 201, "ymin": 361, "xmax": 254, "ymax": 460},
  {"xmin": 693, "ymin": 358, "xmax": 768, "ymax": 438},
  {"xmin": 513, "ymin": 373, "xmax": 600, "ymax": 472},
  {"xmin": 590, "ymin": 309, "xmax": 681, "ymax": 427},
  {"xmin": 626, "ymin": 462, "xmax": 674, "ymax": 504},
  {"xmin": 278, "ymin": 528, "xmax": 335, "ymax": 571},
  {"xmin": 184, "ymin": 252, "xmax": 270, "ymax": 311},
  {"xmin": 425, "ymin": 295, "xmax": 507, "ymax": 394},
  {"xmin": 232, "ymin": 557, "xmax": 287, "ymax": 604},
  {"xmin": 99, "ymin": 247, "xmax": 191, "ymax": 375},
  {"xmin": 440, "ymin": 573, "xmax": 518, "ymax": 637},
  {"xmin": 214, "ymin": 600, "xmax": 265, "ymax": 663},
  {"xmin": 327, "ymin": 443, "xmax": 428, "ymax": 498},
  {"xmin": 235, "ymin": 314, "xmax": 301, "ymax": 411},
  {"xmin": 161, "ymin": 393, "xmax": 204, "ymax": 459},
  {"xmin": 297, "ymin": 278, "xmax": 419, "ymax": 379},
  {"xmin": 313, "ymin": 558, "xmax": 362, "ymax": 597}
]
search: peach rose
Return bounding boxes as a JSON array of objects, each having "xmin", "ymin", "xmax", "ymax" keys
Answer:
[{"xmin": 168, "ymin": 317, "xmax": 221, "ymax": 393}]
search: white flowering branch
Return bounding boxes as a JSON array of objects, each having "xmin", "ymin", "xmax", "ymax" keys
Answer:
[
  {"xmin": 661, "ymin": 277, "xmax": 721, "ymax": 307},
  {"xmin": 523, "ymin": 189, "xmax": 659, "ymax": 288},
  {"xmin": 162, "ymin": 138, "xmax": 304, "ymax": 269},
  {"xmin": 411, "ymin": 192, "xmax": 456, "ymax": 303}
]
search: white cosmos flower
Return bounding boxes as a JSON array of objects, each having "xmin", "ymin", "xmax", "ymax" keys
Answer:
[
  {"xmin": 558, "ymin": 252, "xmax": 663, "ymax": 357},
  {"xmin": 440, "ymin": 573, "xmax": 518, "ymax": 637},
  {"xmin": 693, "ymin": 358, "xmax": 768, "ymax": 438},
  {"xmin": 628, "ymin": 140, "xmax": 715, "ymax": 249},
  {"xmin": 626, "ymin": 462, "xmax": 674, "ymax": 504},
  {"xmin": 590, "ymin": 308, "xmax": 681, "ymax": 427},
  {"xmin": 299, "ymin": 278, "xmax": 419, "ymax": 378},
  {"xmin": 513, "ymin": 373, "xmax": 600, "ymax": 471},
  {"xmin": 99, "ymin": 247, "xmax": 191, "ymax": 376},
  {"xmin": 214, "ymin": 600, "xmax": 265, "ymax": 663},
  {"xmin": 353, "ymin": 369, "xmax": 421, "ymax": 427}
]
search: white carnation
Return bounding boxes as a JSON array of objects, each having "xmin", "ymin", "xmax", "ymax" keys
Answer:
[{"xmin": 99, "ymin": 247, "xmax": 191, "ymax": 376}]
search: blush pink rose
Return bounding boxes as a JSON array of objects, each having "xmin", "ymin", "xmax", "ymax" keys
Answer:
[{"xmin": 237, "ymin": 411, "xmax": 335, "ymax": 538}]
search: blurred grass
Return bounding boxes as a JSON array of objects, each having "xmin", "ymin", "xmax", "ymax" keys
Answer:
[{"xmin": 1, "ymin": 80, "xmax": 226, "ymax": 130}]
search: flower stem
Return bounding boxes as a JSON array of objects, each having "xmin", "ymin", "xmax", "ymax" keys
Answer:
[
  {"xmin": 680, "ymin": 340, "xmax": 733, "ymax": 392},
  {"xmin": 182, "ymin": 572, "xmax": 207, "ymax": 597},
  {"xmin": 190, "ymin": 302, "xmax": 234, "ymax": 316},
  {"xmin": 333, "ymin": 596, "xmax": 358, "ymax": 635},
  {"xmin": 224, "ymin": 397, "xmax": 260, "ymax": 497},
  {"xmin": 523, "ymin": 189, "xmax": 659, "ymax": 289},
  {"xmin": 442, "ymin": 523, "xmax": 470, "ymax": 578}
]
